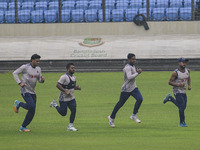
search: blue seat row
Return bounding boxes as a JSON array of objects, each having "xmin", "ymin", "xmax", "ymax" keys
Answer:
[
  {"xmin": 0, "ymin": 7, "xmax": 193, "ymax": 23},
  {"xmin": 0, "ymin": 9, "xmax": 58, "ymax": 23},
  {"xmin": 0, "ymin": 0, "xmax": 198, "ymax": 12},
  {"xmin": 0, "ymin": 1, "xmax": 104, "ymax": 11},
  {"xmin": 113, "ymin": 0, "xmax": 198, "ymax": 9}
]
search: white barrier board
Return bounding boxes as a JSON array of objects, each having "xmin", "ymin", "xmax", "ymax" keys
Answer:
[{"xmin": 0, "ymin": 34, "xmax": 200, "ymax": 60}]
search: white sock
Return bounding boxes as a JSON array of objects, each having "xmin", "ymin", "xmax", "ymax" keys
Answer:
[{"xmin": 69, "ymin": 123, "xmax": 73, "ymax": 127}]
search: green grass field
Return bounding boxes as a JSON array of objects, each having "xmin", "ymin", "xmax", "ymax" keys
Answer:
[{"xmin": 0, "ymin": 71, "xmax": 200, "ymax": 150}]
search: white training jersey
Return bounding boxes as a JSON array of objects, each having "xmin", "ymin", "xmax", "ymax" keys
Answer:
[
  {"xmin": 13, "ymin": 63, "xmax": 43, "ymax": 94},
  {"xmin": 173, "ymin": 68, "xmax": 190, "ymax": 94},
  {"xmin": 58, "ymin": 73, "xmax": 76, "ymax": 102},
  {"xmin": 121, "ymin": 64, "xmax": 139, "ymax": 92}
]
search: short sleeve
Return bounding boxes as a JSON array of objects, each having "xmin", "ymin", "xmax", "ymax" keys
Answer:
[{"xmin": 58, "ymin": 75, "xmax": 70, "ymax": 85}]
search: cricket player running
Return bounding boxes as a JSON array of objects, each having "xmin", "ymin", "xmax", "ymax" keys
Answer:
[
  {"xmin": 13, "ymin": 54, "xmax": 45, "ymax": 132},
  {"xmin": 163, "ymin": 57, "xmax": 191, "ymax": 127},
  {"xmin": 108, "ymin": 53, "xmax": 143, "ymax": 128},
  {"xmin": 49, "ymin": 63, "xmax": 81, "ymax": 131}
]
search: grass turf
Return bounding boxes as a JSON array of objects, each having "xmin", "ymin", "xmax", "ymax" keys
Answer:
[{"xmin": 0, "ymin": 71, "xmax": 200, "ymax": 150}]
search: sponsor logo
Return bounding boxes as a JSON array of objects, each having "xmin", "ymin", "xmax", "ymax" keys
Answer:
[{"xmin": 79, "ymin": 38, "xmax": 104, "ymax": 48}]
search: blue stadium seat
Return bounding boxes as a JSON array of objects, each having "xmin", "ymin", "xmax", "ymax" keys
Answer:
[
  {"xmin": 0, "ymin": 0, "xmax": 9, "ymax": 4},
  {"xmin": 49, "ymin": 1, "xmax": 59, "ymax": 12},
  {"xmin": 129, "ymin": 0, "xmax": 143, "ymax": 8},
  {"xmin": 170, "ymin": 0, "xmax": 183, "ymax": 8},
  {"xmin": 9, "ymin": 0, "xmax": 23, "ymax": 3},
  {"xmin": 49, "ymin": 0, "xmax": 60, "ymax": 2},
  {"xmin": 125, "ymin": 8, "xmax": 138, "ymax": 21},
  {"xmin": 44, "ymin": 10, "xmax": 58, "ymax": 23},
  {"xmin": 49, "ymin": 5, "xmax": 59, "ymax": 11},
  {"xmin": 89, "ymin": 1, "xmax": 102, "ymax": 10},
  {"xmin": 21, "ymin": 2, "xmax": 35, "ymax": 11},
  {"xmin": 139, "ymin": 8, "xmax": 152, "ymax": 20},
  {"xmin": 31, "ymin": 10, "xmax": 44, "ymax": 23},
  {"xmin": 98, "ymin": 9, "xmax": 111, "ymax": 22},
  {"xmin": 49, "ymin": 1, "xmax": 59, "ymax": 5},
  {"xmin": 194, "ymin": 0, "xmax": 198, "ymax": 8},
  {"xmin": 22, "ymin": 2, "xmax": 35, "ymax": 6},
  {"xmin": 89, "ymin": 0, "xmax": 102, "ymax": 4},
  {"xmin": 105, "ymin": 0, "xmax": 115, "ymax": 9},
  {"xmin": 117, "ymin": 0, "xmax": 129, "ymax": 3},
  {"xmin": 179, "ymin": 7, "xmax": 192, "ymax": 20},
  {"xmin": 0, "ymin": 2, "xmax": 8, "ymax": 11},
  {"xmin": 5, "ymin": 10, "xmax": 15, "ymax": 23},
  {"xmin": 183, "ymin": 0, "xmax": 192, "ymax": 7},
  {"xmin": 62, "ymin": 1, "xmax": 75, "ymax": 10},
  {"xmin": 35, "ymin": 2, "xmax": 48, "ymax": 11},
  {"xmin": 112, "ymin": 9, "xmax": 124, "ymax": 22},
  {"xmin": 85, "ymin": 9, "xmax": 98, "ymax": 22},
  {"xmin": 24, "ymin": 0, "xmax": 36, "ymax": 3},
  {"xmin": 61, "ymin": 10, "xmax": 71, "ymax": 22},
  {"xmin": 156, "ymin": 0, "xmax": 169, "ymax": 8},
  {"xmin": 38, "ymin": 0, "xmax": 50, "ymax": 3},
  {"xmin": 0, "ymin": 10, "xmax": 4, "ymax": 23},
  {"xmin": 152, "ymin": 8, "xmax": 165, "ymax": 21},
  {"xmin": 8, "ymin": 2, "xmax": 21, "ymax": 10},
  {"xmin": 71, "ymin": 9, "xmax": 84, "ymax": 22},
  {"xmin": 116, "ymin": 1, "xmax": 129, "ymax": 9},
  {"xmin": 166, "ymin": 7, "xmax": 179, "ymax": 20},
  {"xmin": 76, "ymin": 1, "xmax": 89, "ymax": 10},
  {"xmin": 18, "ymin": 10, "xmax": 31, "ymax": 23},
  {"xmin": 149, "ymin": 0, "xmax": 156, "ymax": 8}
]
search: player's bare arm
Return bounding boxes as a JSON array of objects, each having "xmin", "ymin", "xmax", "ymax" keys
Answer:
[
  {"xmin": 74, "ymin": 85, "xmax": 81, "ymax": 90},
  {"xmin": 169, "ymin": 71, "xmax": 185, "ymax": 87},
  {"xmin": 56, "ymin": 83, "xmax": 71, "ymax": 95},
  {"xmin": 188, "ymin": 69, "xmax": 191, "ymax": 90}
]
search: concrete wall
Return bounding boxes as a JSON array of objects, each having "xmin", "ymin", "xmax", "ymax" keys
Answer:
[{"xmin": 0, "ymin": 21, "xmax": 200, "ymax": 36}]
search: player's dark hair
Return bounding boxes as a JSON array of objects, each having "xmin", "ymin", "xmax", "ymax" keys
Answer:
[
  {"xmin": 127, "ymin": 53, "xmax": 135, "ymax": 59},
  {"xmin": 31, "ymin": 54, "xmax": 41, "ymax": 61},
  {"xmin": 66, "ymin": 63, "xmax": 74, "ymax": 70}
]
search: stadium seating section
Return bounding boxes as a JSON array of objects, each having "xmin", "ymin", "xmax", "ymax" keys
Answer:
[{"xmin": 0, "ymin": 0, "xmax": 199, "ymax": 23}]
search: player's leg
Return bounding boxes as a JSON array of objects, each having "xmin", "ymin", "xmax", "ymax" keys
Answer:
[
  {"xmin": 175, "ymin": 93, "xmax": 187, "ymax": 127},
  {"xmin": 182, "ymin": 94, "xmax": 187, "ymax": 125},
  {"xmin": 67, "ymin": 99, "xmax": 77, "ymax": 131},
  {"xmin": 130, "ymin": 88, "xmax": 143, "ymax": 123},
  {"xmin": 56, "ymin": 101, "xmax": 68, "ymax": 116},
  {"xmin": 20, "ymin": 93, "xmax": 37, "ymax": 132},
  {"xmin": 110, "ymin": 92, "xmax": 131, "ymax": 119},
  {"xmin": 108, "ymin": 92, "xmax": 130, "ymax": 127},
  {"xmin": 163, "ymin": 93, "xmax": 179, "ymax": 107}
]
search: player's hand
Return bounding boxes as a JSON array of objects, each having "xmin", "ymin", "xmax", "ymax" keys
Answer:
[
  {"xmin": 136, "ymin": 68, "xmax": 142, "ymax": 74},
  {"xmin": 188, "ymin": 85, "xmax": 191, "ymax": 90},
  {"xmin": 41, "ymin": 76, "xmax": 45, "ymax": 82},
  {"xmin": 179, "ymin": 83, "xmax": 185, "ymax": 87},
  {"xmin": 19, "ymin": 83, "xmax": 25, "ymax": 87},
  {"xmin": 76, "ymin": 85, "xmax": 81, "ymax": 90},
  {"xmin": 65, "ymin": 91, "xmax": 71, "ymax": 95}
]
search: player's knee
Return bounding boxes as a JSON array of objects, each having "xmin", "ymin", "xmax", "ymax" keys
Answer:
[
  {"xmin": 138, "ymin": 98, "xmax": 143, "ymax": 103},
  {"xmin": 60, "ymin": 111, "xmax": 67, "ymax": 116},
  {"xmin": 28, "ymin": 104, "xmax": 36, "ymax": 111},
  {"xmin": 60, "ymin": 109, "xmax": 67, "ymax": 116},
  {"xmin": 60, "ymin": 113, "xmax": 67, "ymax": 116},
  {"xmin": 71, "ymin": 107, "xmax": 76, "ymax": 114},
  {"xmin": 179, "ymin": 107, "xmax": 185, "ymax": 112}
]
